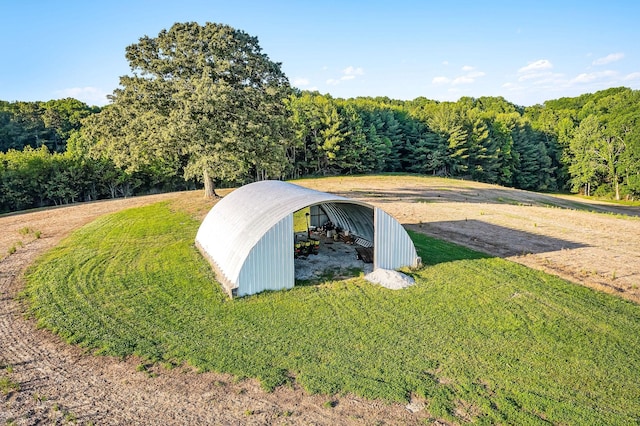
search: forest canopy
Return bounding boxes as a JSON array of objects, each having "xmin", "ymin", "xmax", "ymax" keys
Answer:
[{"xmin": 1, "ymin": 22, "xmax": 639, "ymax": 213}]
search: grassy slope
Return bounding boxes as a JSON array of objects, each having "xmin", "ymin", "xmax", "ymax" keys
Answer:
[{"xmin": 24, "ymin": 202, "xmax": 640, "ymax": 424}]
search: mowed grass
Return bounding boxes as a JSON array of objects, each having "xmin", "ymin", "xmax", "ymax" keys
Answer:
[{"xmin": 23, "ymin": 202, "xmax": 640, "ymax": 424}]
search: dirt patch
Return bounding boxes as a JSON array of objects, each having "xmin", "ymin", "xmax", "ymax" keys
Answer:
[
  {"xmin": 297, "ymin": 176, "xmax": 640, "ymax": 303},
  {"xmin": 1, "ymin": 176, "xmax": 639, "ymax": 425}
]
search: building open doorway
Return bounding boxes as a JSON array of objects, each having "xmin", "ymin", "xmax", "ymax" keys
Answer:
[{"xmin": 293, "ymin": 205, "xmax": 374, "ymax": 284}]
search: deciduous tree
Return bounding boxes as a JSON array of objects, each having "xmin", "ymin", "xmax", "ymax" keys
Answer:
[{"xmin": 84, "ymin": 22, "xmax": 292, "ymax": 197}]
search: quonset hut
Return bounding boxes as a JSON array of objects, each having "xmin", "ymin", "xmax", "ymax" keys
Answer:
[{"xmin": 195, "ymin": 180, "xmax": 420, "ymax": 297}]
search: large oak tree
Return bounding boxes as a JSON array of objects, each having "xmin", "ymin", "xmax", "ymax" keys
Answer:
[{"xmin": 84, "ymin": 22, "xmax": 292, "ymax": 197}]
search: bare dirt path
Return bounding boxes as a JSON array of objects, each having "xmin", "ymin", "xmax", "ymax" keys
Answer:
[{"xmin": 2, "ymin": 176, "xmax": 639, "ymax": 425}]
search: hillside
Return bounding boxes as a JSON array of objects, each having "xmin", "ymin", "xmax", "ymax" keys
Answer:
[{"xmin": 1, "ymin": 175, "xmax": 639, "ymax": 424}]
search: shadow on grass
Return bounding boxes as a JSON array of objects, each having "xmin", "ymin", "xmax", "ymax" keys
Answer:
[
  {"xmin": 294, "ymin": 230, "xmax": 495, "ymax": 281},
  {"xmin": 408, "ymin": 229, "xmax": 492, "ymax": 266},
  {"xmin": 295, "ymin": 219, "xmax": 588, "ymax": 282},
  {"xmin": 408, "ymin": 219, "xmax": 588, "ymax": 262}
]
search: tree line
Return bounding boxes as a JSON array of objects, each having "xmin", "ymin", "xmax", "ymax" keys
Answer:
[
  {"xmin": 0, "ymin": 98, "xmax": 98, "ymax": 153},
  {"xmin": 2, "ymin": 22, "xmax": 639, "ymax": 214}
]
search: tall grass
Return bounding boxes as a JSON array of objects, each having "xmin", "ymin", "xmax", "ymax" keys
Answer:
[{"xmin": 24, "ymin": 202, "xmax": 640, "ymax": 424}]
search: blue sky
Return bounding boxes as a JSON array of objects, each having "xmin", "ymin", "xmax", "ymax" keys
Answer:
[{"xmin": 1, "ymin": 0, "xmax": 639, "ymax": 107}]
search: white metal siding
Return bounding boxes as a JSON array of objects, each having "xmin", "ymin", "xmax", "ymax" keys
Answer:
[
  {"xmin": 237, "ymin": 214, "xmax": 294, "ymax": 296},
  {"xmin": 374, "ymin": 208, "xmax": 419, "ymax": 270}
]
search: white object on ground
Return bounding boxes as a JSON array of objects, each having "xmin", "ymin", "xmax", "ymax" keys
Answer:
[{"xmin": 365, "ymin": 268, "xmax": 415, "ymax": 290}]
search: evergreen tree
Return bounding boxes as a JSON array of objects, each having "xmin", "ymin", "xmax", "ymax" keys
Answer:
[{"xmin": 427, "ymin": 103, "xmax": 469, "ymax": 176}]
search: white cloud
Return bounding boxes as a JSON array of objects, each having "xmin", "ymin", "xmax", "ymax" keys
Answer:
[
  {"xmin": 571, "ymin": 73, "xmax": 597, "ymax": 84},
  {"xmin": 467, "ymin": 71, "xmax": 486, "ymax": 78},
  {"xmin": 54, "ymin": 86, "xmax": 109, "ymax": 105},
  {"xmin": 501, "ymin": 81, "xmax": 540, "ymax": 95},
  {"xmin": 325, "ymin": 66, "xmax": 364, "ymax": 87},
  {"xmin": 502, "ymin": 57, "xmax": 630, "ymax": 104},
  {"xmin": 592, "ymin": 52, "xmax": 624, "ymax": 66},
  {"xmin": 518, "ymin": 71, "xmax": 554, "ymax": 82},
  {"xmin": 442, "ymin": 60, "xmax": 449, "ymax": 66},
  {"xmin": 343, "ymin": 66, "xmax": 364, "ymax": 76},
  {"xmin": 452, "ymin": 76, "xmax": 475, "ymax": 85},
  {"xmin": 432, "ymin": 76, "xmax": 451, "ymax": 85},
  {"xmin": 515, "ymin": 60, "xmax": 566, "ymax": 88},
  {"xmin": 624, "ymin": 72, "xmax": 640, "ymax": 81},
  {"xmin": 530, "ymin": 75, "xmax": 565, "ymax": 86},
  {"xmin": 518, "ymin": 59, "xmax": 553, "ymax": 74},
  {"xmin": 570, "ymin": 70, "xmax": 618, "ymax": 84},
  {"xmin": 452, "ymin": 71, "xmax": 485, "ymax": 85},
  {"xmin": 432, "ymin": 66, "xmax": 485, "ymax": 87},
  {"xmin": 293, "ymin": 77, "xmax": 310, "ymax": 87}
]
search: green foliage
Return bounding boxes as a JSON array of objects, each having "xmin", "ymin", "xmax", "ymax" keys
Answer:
[
  {"xmin": 293, "ymin": 207, "xmax": 310, "ymax": 233},
  {"xmin": 0, "ymin": 98, "xmax": 98, "ymax": 152},
  {"xmin": 3, "ymin": 55, "xmax": 640, "ymax": 210},
  {"xmin": 81, "ymin": 22, "xmax": 292, "ymax": 195},
  {"xmin": 0, "ymin": 146, "xmax": 192, "ymax": 213},
  {"xmin": 24, "ymin": 202, "xmax": 640, "ymax": 425},
  {"xmin": 529, "ymin": 87, "xmax": 640, "ymax": 199}
]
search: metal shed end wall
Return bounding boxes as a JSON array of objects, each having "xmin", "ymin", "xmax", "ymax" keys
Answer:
[
  {"xmin": 374, "ymin": 208, "xmax": 420, "ymax": 270},
  {"xmin": 237, "ymin": 214, "xmax": 294, "ymax": 297}
]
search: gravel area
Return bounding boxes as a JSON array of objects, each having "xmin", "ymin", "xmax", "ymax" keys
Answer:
[{"xmin": 294, "ymin": 235, "xmax": 373, "ymax": 281}]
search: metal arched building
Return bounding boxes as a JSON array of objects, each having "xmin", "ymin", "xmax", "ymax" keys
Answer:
[{"xmin": 195, "ymin": 180, "xmax": 419, "ymax": 297}]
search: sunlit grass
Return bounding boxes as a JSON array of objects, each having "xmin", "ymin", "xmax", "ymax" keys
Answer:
[
  {"xmin": 293, "ymin": 206, "xmax": 310, "ymax": 233},
  {"xmin": 23, "ymin": 202, "xmax": 640, "ymax": 424}
]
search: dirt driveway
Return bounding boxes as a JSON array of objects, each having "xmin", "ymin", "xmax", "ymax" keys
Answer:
[{"xmin": 1, "ymin": 176, "xmax": 639, "ymax": 425}]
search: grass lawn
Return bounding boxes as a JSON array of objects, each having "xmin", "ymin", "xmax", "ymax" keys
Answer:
[{"xmin": 23, "ymin": 202, "xmax": 640, "ymax": 424}]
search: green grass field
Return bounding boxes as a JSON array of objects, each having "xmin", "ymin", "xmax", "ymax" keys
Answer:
[{"xmin": 23, "ymin": 202, "xmax": 640, "ymax": 424}]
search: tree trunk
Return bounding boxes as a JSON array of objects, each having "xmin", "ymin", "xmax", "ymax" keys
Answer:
[
  {"xmin": 615, "ymin": 176, "xmax": 620, "ymax": 201},
  {"xmin": 203, "ymin": 169, "xmax": 219, "ymax": 198}
]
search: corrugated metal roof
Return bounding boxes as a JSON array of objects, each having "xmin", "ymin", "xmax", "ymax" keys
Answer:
[{"xmin": 196, "ymin": 181, "xmax": 371, "ymax": 290}]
